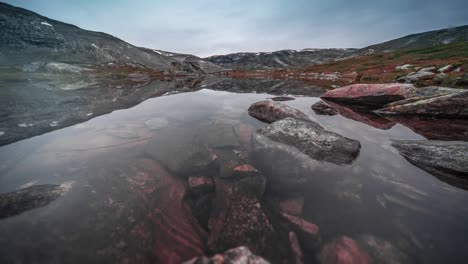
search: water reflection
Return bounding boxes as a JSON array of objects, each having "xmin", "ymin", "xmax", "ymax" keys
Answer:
[{"xmin": 0, "ymin": 80, "xmax": 467, "ymax": 263}]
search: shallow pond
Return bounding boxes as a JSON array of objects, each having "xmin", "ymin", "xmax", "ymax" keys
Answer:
[{"xmin": 0, "ymin": 79, "xmax": 467, "ymax": 263}]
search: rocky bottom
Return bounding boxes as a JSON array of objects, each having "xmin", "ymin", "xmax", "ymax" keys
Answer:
[{"xmin": 0, "ymin": 87, "xmax": 467, "ymax": 264}]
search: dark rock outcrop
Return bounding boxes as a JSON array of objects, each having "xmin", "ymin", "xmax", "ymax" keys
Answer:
[
  {"xmin": 183, "ymin": 246, "xmax": 270, "ymax": 264},
  {"xmin": 0, "ymin": 184, "xmax": 66, "ymax": 219},
  {"xmin": 377, "ymin": 90, "xmax": 468, "ymax": 118},
  {"xmin": 392, "ymin": 140, "xmax": 468, "ymax": 190},
  {"xmin": 248, "ymin": 100, "xmax": 311, "ymax": 123},
  {"xmin": 321, "ymin": 84, "xmax": 416, "ymax": 109}
]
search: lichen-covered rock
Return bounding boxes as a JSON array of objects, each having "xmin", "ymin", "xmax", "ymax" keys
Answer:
[
  {"xmin": 392, "ymin": 140, "xmax": 468, "ymax": 190},
  {"xmin": 376, "ymin": 90, "xmax": 468, "ymax": 118},
  {"xmin": 321, "ymin": 84, "xmax": 416, "ymax": 108},
  {"xmin": 183, "ymin": 246, "xmax": 270, "ymax": 264},
  {"xmin": 248, "ymin": 100, "xmax": 311, "ymax": 123},
  {"xmin": 257, "ymin": 118, "xmax": 361, "ymax": 165}
]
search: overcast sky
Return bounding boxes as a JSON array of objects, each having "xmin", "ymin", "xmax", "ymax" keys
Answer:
[{"xmin": 4, "ymin": 0, "xmax": 468, "ymax": 57}]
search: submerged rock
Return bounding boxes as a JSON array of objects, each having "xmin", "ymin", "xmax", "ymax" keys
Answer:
[
  {"xmin": 183, "ymin": 246, "xmax": 270, "ymax": 264},
  {"xmin": 321, "ymin": 83, "xmax": 416, "ymax": 108},
  {"xmin": 377, "ymin": 90, "xmax": 468, "ymax": 118},
  {"xmin": 391, "ymin": 140, "xmax": 468, "ymax": 190},
  {"xmin": 0, "ymin": 184, "xmax": 65, "ymax": 219},
  {"xmin": 248, "ymin": 100, "xmax": 311, "ymax": 123},
  {"xmin": 319, "ymin": 236, "xmax": 371, "ymax": 264},
  {"xmin": 356, "ymin": 235, "xmax": 411, "ymax": 264},
  {"xmin": 257, "ymin": 118, "xmax": 361, "ymax": 165},
  {"xmin": 207, "ymin": 164, "xmax": 293, "ymax": 262}
]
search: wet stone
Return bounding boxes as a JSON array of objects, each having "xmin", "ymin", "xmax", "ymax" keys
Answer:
[
  {"xmin": 391, "ymin": 140, "xmax": 468, "ymax": 190},
  {"xmin": 248, "ymin": 100, "xmax": 311, "ymax": 123},
  {"xmin": 256, "ymin": 118, "xmax": 361, "ymax": 165}
]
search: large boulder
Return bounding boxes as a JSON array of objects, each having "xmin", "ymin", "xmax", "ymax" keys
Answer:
[
  {"xmin": 376, "ymin": 90, "xmax": 468, "ymax": 118},
  {"xmin": 248, "ymin": 100, "xmax": 311, "ymax": 123},
  {"xmin": 257, "ymin": 118, "xmax": 361, "ymax": 165},
  {"xmin": 183, "ymin": 246, "xmax": 270, "ymax": 264},
  {"xmin": 251, "ymin": 118, "xmax": 360, "ymax": 190},
  {"xmin": 383, "ymin": 86, "xmax": 462, "ymax": 108},
  {"xmin": 391, "ymin": 140, "xmax": 468, "ymax": 190},
  {"xmin": 321, "ymin": 84, "xmax": 416, "ymax": 108}
]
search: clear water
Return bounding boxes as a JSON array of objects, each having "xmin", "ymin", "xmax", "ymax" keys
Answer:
[{"xmin": 0, "ymin": 79, "xmax": 467, "ymax": 263}]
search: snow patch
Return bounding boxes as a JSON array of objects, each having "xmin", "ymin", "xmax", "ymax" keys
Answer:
[
  {"xmin": 153, "ymin": 50, "xmax": 163, "ymax": 55},
  {"xmin": 91, "ymin": 43, "xmax": 99, "ymax": 49},
  {"xmin": 50, "ymin": 121, "xmax": 59, "ymax": 127},
  {"xmin": 41, "ymin": 21, "xmax": 53, "ymax": 27},
  {"xmin": 0, "ymin": 131, "xmax": 4, "ymax": 136}
]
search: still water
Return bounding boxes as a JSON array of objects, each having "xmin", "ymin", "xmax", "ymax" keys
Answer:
[{"xmin": 0, "ymin": 79, "xmax": 467, "ymax": 263}]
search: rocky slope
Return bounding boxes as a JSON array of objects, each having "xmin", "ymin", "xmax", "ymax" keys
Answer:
[
  {"xmin": 0, "ymin": 2, "xmax": 223, "ymax": 74},
  {"xmin": 206, "ymin": 25, "xmax": 468, "ymax": 71},
  {"xmin": 363, "ymin": 25, "xmax": 468, "ymax": 53},
  {"xmin": 206, "ymin": 48, "xmax": 357, "ymax": 70}
]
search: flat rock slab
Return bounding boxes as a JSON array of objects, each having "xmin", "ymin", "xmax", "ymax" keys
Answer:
[
  {"xmin": 384, "ymin": 86, "xmax": 463, "ymax": 108},
  {"xmin": 377, "ymin": 90, "xmax": 468, "ymax": 118},
  {"xmin": 257, "ymin": 118, "xmax": 361, "ymax": 165},
  {"xmin": 321, "ymin": 83, "xmax": 416, "ymax": 109},
  {"xmin": 248, "ymin": 100, "xmax": 311, "ymax": 123},
  {"xmin": 392, "ymin": 140, "xmax": 468, "ymax": 190}
]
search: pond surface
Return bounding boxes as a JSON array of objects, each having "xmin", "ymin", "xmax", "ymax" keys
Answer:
[{"xmin": 0, "ymin": 79, "xmax": 467, "ymax": 263}]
